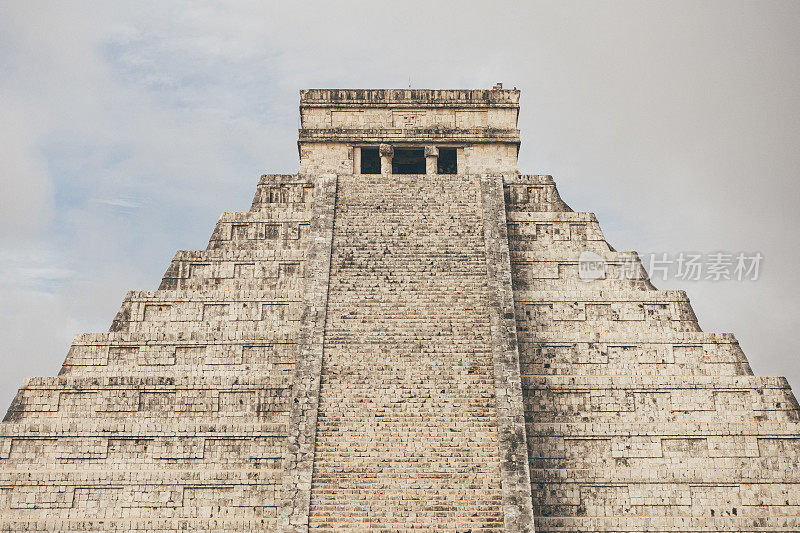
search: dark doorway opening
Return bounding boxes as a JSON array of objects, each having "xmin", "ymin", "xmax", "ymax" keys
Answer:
[
  {"xmin": 360, "ymin": 147, "xmax": 380, "ymax": 174},
  {"xmin": 392, "ymin": 148, "xmax": 426, "ymax": 174},
  {"xmin": 437, "ymin": 148, "xmax": 457, "ymax": 174}
]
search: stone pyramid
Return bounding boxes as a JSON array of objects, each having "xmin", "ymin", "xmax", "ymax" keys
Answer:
[{"xmin": 1, "ymin": 88, "xmax": 798, "ymax": 532}]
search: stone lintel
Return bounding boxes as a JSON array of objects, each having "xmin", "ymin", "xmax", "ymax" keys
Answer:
[
  {"xmin": 480, "ymin": 173, "xmax": 536, "ymax": 532},
  {"xmin": 277, "ymin": 174, "xmax": 337, "ymax": 533}
]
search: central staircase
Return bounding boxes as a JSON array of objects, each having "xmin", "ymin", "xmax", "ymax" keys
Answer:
[{"xmin": 308, "ymin": 173, "xmax": 505, "ymax": 531}]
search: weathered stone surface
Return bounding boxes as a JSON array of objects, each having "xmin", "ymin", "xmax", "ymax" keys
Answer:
[
  {"xmin": 305, "ymin": 172, "xmax": 504, "ymax": 531},
  {"xmin": 505, "ymin": 173, "xmax": 800, "ymax": 530},
  {"xmin": 1, "ymin": 87, "xmax": 798, "ymax": 531},
  {"xmin": 481, "ymin": 174, "xmax": 536, "ymax": 532},
  {"xmin": 278, "ymin": 174, "xmax": 337, "ymax": 532}
]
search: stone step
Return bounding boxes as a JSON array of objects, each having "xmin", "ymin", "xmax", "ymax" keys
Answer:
[
  {"xmin": 4, "ymin": 376, "xmax": 291, "ymax": 422},
  {"xmin": 0, "ymin": 432, "xmax": 285, "ymax": 469},
  {"xmin": 521, "ymin": 374, "xmax": 791, "ymax": 388},
  {"xmin": 168, "ymin": 249, "xmax": 306, "ymax": 262},
  {"xmin": 109, "ymin": 290, "xmax": 302, "ymax": 333},
  {"xmin": 528, "ymin": 465, "xmax": 800, "ymax": 483},
  {"xmin": 306, "ymin": 172, "xmax": 506, "ymax": 528},
  {"xmin": 18, "ymin": 374, "xmax": 293, "ymax": 388},
  {"xmin": 207, "ymin": 211, "xmax": 312, "ymax": 251},
  {"xmin": 528, "ymin": 432, "xmax": 800, "ymax": 461},
  {"xmin": 118, "ymin": 288, "xmax": 304, "ymax": 299},
  {"xmin": 62, "ymin": 333, "xmax": 295, "ymax": 373},
  {"xmin": 532, "ymin": 516, "xmax": 800, "ymax": 532},
  {"xmin": 525, "ymin": 420, "xmax": 800, "ymax": 437},
  {"xmin": 507, "ymin": 212, "xmax": 608, "ymax": 252},
  {"xmin": 511, "ymin": 250, "xmax": 654, "ymax": 290},
  {"xmin": 0, "ymin": 421, "xmax": 286, "ymax": 437},
  {"xmin": 536, "ymin": 500, "xmax": 800, "ymax": 519},
  {"xmin": 0, "ymin": 519, "xmax": 275, "ymax": 532},
  {"xmin": 530, "ymin": 481, "xmax": 800, "ymax": 515},
  {"xmin": 522, "ymin": 375, "xmax": 798, "ymax": 422},
  {"xmin": 308, "ymin": 517, "xmax": 502, "ymax": 526},
  {"xmin": 515, "ymin": 289, "xmax": 701, "ymax": 333},
  {"xmin": 507, "ymin": 210, "xmax": 601, "ymax": 222},
  {"xmin": 504, "ymin": 174, "xmax": 573, "ymax": 213},
  {"xmin": 519, "ymin": 330, "xmax": 738, "ymax": 342},
  {"xmin": 516, "ymin": 288, "xmax": 692, "ymax": 301},
  {"xmin": 249, "ymin": 174, "xmax": 314, "ymax": 212},
  {"xmin": 72, "ymin": 330, "xmax": 297, "ymax": 343},
  {"xmin": 3, "ymin": 401, "xmax": 291, "ymax": 422},
  {"xmin": 159, "ymin": 248, "xmax": 306, "ymax": 291},
  {"xmin": 59, "ymin": 367, "xmax": 295, "ymax": 379},
  {"xmin": 0, "ymin": 469, "xmax": 281, "ymax": 520},
  {"xmin": 310, "ymin": 467, "xmax": 502, "ymax": 476},
  {"xmin": 518, "ymin": 340, "xmax": 752, "ymax": 376},
  {"xmin": 530, "ymin": 454, "xmax": 800, "ymax": 472}
]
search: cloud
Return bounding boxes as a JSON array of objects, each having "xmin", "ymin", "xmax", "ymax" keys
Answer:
[
  {"xmin": 91, "ymin": 198, "xmax": 143, "ymax": 209},
  {"xmin": 0, "ymin": 100, "xmax": 53, "ymax": 240},
  {"xmin": 0, "ymin": 0, "xmax": 798, "ymax": 413}
]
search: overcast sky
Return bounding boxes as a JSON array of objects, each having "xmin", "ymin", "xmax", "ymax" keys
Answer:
[{"xmin": 1, "ymin": 1, "xmax": 799, "ymax": 410}]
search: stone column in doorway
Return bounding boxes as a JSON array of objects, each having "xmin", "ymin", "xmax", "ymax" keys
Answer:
[
  {"xmin": 425, "ymin": 145, "xmax": 438, "ymax": 175},
  {"xmin": 379, "ymin": 144, "xmax": 394, "ymax": 176},
  {"xmin": 353, "ymin": 146, "xmax": 361, "ymax": 175}
]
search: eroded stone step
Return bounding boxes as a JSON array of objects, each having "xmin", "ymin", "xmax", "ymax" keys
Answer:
[
  {"xmin": 62, "ymin": 332, "xmax": 296, "ymax": 375},
  {"xmin": 515, "ymin": 289, "xmax": 701, "ymax": 333},
  {"xmin": 504, "ymin": 174, "xmax": 574, "ymax": 213},
  {"xmin": 532, "ymin": 516, "xmax": 800, "ymax": 532},
  {"xmin": 249, "ymin": 174, "xmax": 314, "ymax": 213},
  {"xmin": 0, "ymin": 469, "xmax": 281, "ymax": 520},
  {"xmin": 109, "ymin": 290, "xmax": 302, "ymax": 334},
  {"xmin": 518, "ymin": 331, "xmax": 753, "ymax": 376},
  {"xmin": 4, "ymin": 377, "xmax": 292, "ymax": 422},
  {"xmin": 0, "ymin": 519, "xmax": 276, "ymax": 532},
  {"xmin": 207, "ymin": 211, "xmax": 312, "ymax": 251},
  {"xmin": 160, "ymin": 248, "xmax": 307, "ymax": 291}
]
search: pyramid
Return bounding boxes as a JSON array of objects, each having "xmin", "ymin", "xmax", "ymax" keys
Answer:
[{"xmin": 1, "ymin": 88, "xmax": 798, "ymax": 532}]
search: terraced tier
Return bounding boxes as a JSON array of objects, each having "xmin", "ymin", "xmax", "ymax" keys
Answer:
[{"xmin": 509, "ymin": 174, "xmax": 800, "ymax": 531}]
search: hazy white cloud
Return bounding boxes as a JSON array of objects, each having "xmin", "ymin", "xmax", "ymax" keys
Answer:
[
  {"xmin": 0, "ymin": 0, "xmax": 798, "ymax": 410},
  {"xmin": 0, "ymin": 100, "xmax": 53, "ymax": 239},
  {"xmin": 91, "ymin": 198, "xmax": 142, "ymax": 209}
]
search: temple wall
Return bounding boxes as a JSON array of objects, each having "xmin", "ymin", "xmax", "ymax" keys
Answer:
[
  {"xmin": 300, "ymin": 106, "xmax": 517, "ymax": 130},
  {"xmin": 298, "ymin": 142, "xmax": 353, "ymax": 175},
  {"xmin": 462, "ymin": 143, "xmax": 519, "ymax": 174}
]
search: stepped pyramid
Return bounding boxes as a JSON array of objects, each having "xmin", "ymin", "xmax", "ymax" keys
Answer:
[{"xmin": 1, "ymin": 87, "xmax": 799, "ymax": 532}]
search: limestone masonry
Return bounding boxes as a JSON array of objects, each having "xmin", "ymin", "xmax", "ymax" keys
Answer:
[{"xmin": 1, "ymin": 88, "xmax": 799, "ymax": 532}]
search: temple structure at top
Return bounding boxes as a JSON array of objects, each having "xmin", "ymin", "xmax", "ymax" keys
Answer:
[
  {"xmin": 297, "ymin": 87, "xmax": 521, "ymax": 175},
  {"xmin": 0, "ymin": 86, "xmax": 798, "ymax": 533}
]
